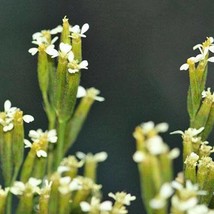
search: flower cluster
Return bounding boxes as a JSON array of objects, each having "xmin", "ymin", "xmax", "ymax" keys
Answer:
[
  {"xmin": 180, "ymin": 37, "xmax": 214, "ymax": 70},
  {"xmin": 0, "ymin": 100, "xmax": 34, "ymax": 132}
]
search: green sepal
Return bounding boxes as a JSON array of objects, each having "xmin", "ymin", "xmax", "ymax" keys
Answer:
[
  {"xmin": 12, "ymin": 111, "xmax": 24, "ymax": 182},
  {"xmin": 191, "ymin": 99, "xmax": 212, "ymax": 131},
  {"xmin": 201, "ymin": 104, "xmax": 214, "ymax": 140},
  {"xmin": 37, "ymin": 49, "xmax": 49, "ymax": 95},
  {"xmin": 64, "ymin": 95, "xmax": 96, "ymax": 153},
  {"xmin": 20, "ymin": 148, "xmax": 36, "ymax": 183}
]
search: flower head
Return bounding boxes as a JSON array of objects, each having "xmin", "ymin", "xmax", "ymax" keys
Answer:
[
  {"xmin": 0, "ymin": 100, "xmax": 34, "ymax": 132},
  {"xmin": 108, "ymin": 192, "xmax": 136, "ymax": 206},
  {"xmin": 67, "ymin": 51, "xmax": 88, "ymax": 73},
  {"xmin": 70, "ymin": 23, "xmax": 89, "ymax": 39}
]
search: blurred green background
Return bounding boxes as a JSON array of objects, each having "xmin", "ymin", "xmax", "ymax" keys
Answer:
[{"xmin": 1, "ymin": 0, "xmax": 214, "ymax": 213}]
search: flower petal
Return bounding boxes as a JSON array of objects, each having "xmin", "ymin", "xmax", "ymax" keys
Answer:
[
  {"xmin": 77, "ymin": 86, "xmax": 87, "ymax": 98},
  {"xmin": 23, "ymin": 115, "xmax": 34, "ymax": 123}
]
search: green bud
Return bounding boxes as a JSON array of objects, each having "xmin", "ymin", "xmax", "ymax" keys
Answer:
[{"xmin": 60, "ymin": 17, "xmax": 71, "ymax": 45}]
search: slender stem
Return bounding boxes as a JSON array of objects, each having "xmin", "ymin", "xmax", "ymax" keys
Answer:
[{"xmin": 6, "ymin": 193, "xmax": 11, "ymax": 214}]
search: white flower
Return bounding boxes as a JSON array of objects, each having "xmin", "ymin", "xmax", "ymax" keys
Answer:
[
  {"xmin": 29, "ymin": 129, "xmax": 57, "ymax": 143},
  {"xmin": 11, "ymin": 178, "xmax": 41, "ymax": 195},
  {"xmin": 133, "ymin": 151, "xmax": 145, "ymax": 163},
  {"xmin": 108, "ymin": 192, "xmax": 136, "ymax": 206},
  {"xmin": 202, "ymin": 87, "xmax": 214, "ymax": 102},
  {"xmin": 140, "ymin": 121, "xmax": 168, "ymax": 135},
  {"xmin": 80, "ymin": 197, "xmax": 112, "ymax": 212},
  {"xmin": 76, "ymin": 151, "xmax": 108, "ymax": 162},
  {"xmin": 77, "ymin": 87, "xmax": 105, "ymax": 102},
  {"xmin": 67, "ymin": 51, "xmax": 88, "ymax": 73},
  {"xmin": 0, "ymin": 100, "xmax": 34, "ymax": 132},
  {"xmin": 58, "ymin": 177, "xmax": 82, "ymax": 194},
  {"xmin": 170, "ymin": 127, "xmax": 204, "ymax": 142},
  {"xmin": 28, "ymin": 36, "xmax": 58, "ymax": 57},
  {"xmin": 70, "ymin": 23, "xmax": 89, "ymax": 38},
  {"xmin": 146, "ymin": 136, "xmax": 168, "ymax": 155}
]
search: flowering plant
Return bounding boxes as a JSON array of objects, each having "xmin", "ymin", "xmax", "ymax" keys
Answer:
[
  {"xmin": 133, "ymin": 37, "xmax": 214, "ymax": 214},
  {"xmin": 0, "ymin": 17, "xmax": 135, "ymax": 214}
]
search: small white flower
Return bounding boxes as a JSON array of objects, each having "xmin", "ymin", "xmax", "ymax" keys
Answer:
[
  {"xmin": 29, "ymin": 129, "xmax": 57, "ymax": 143},
  {"xmin": 67, "ymin": 52, "xmax": 88, "ymax": 73},
  {"xmin": 133, "ymin": 151, "xmax": 145, "ymax": 163},
  {"xmin": 108, "ymin": 192, "xmax": 136, "ymax": 206},
  {"xmin": 171, "ymin": 127, "xmax": 204, "ymax": 142},
  {"xmin": 28, "ymin": 36, "xmax": 58, "ymax": 57},
  {"xmin": 77, "ymin": 86, "xmax": 105, "ymax": 102},
  {"xmin": 140, "ymin": 121, "xmax": 168, "ymax": 134},
  {"xmin": 23, "ymin": 115, "xmax": 34, "ymax": 123},
  {"xmin": 76, "ymin": 151, "xmax": 108, "ymax": 162},
  {"xmin": 146, "ymin": 136, "xmax": 168, "ymax": 155},
  {"xmin": 11, "ymin": 178, "xmax": 41, "ymax": 196},
  {"xmin": 0, "ymin": 100, "xmax": 33, "ymax": 132},
  {"xmin": 80, "ymin": 197, "xmax": 112, "ymax": 212},
  {"xmin": 71, "ymin": 23, "xmax": 89, "ymax": 38}
]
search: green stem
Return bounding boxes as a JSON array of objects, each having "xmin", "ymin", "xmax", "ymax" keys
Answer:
[{"xmin": 55, "ymin": 121, "xmax": 67, "ymax": 169}]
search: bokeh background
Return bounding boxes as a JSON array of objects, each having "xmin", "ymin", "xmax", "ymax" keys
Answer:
[{"xmin": 1, "ymin": 1, "xmax": 214, "ymax": 213}]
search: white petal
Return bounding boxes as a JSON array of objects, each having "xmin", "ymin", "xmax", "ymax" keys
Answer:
[
  {"xmin": 170, "ymin": 130, "xmax": 184, "ymax": 135},
  {"xmin": 51, "ymin": 36, "xmax": 59, "ymax": 44},
  {"xmin": 28, "ymin": 48, "xmax": 38, "ymax": 56},
  {"xmin": 60, "ymin": 43, "xmax": 72, "ymax": 54},
  {"xmin": 100, "ymin": 201, "xmax": 112, "ymax": 211},
  {"xmin": 37, "ymin": 150, "xmax": 47, "ymax": 158},
  {"xmin": 3, "ymin": 123, "xmax": 14, "ymax": 132},
  {"xmin": 80, "ymin": 202, "xmax": 91, "ymax": 212},
  {"xmin": 208, "ymin": 57, "xmax": 214, "ymax": 62},
  {"xmin": 81, "ymin": 23, "xmax": 89, "ymax": 34},
  {"xmin": 50, "ymin": 25, "xmax": 63, "ymax": 34},
  {"xmin": 150, "ymin": 198, "xmax": 165, "ymax": 209},
  {"xmin": 77, "ymin": 86, "xmax": 87, "ymax": 98},
  {"xmin": 45, "ymin": 45, "xmax": 59, "ymax": 58},
  {"xmin": 4, "ymin": 100, "xmax": 11, "ymax": 112},
  {"xmin": 68, "ymin": 68, "xmax": 79, "ymax": 74},
  {"xmin": 32, "ymin": 32, "xmax": 42, "ymax": 40},
  {"xmin": 23, "ymin": 115, "xmax": 34, "ymax": 123},
  {"xmin": 180, "ymin": 63, "xmax": 189, "ymax": 71},
  {"xmin": 24, "ymin": 139, "xmax": 32, "ymax": 148},
  {"xmin": 76, "ymin": 151, "xmax": 86, "ymax": 160},
  {"xmin": 209, "ymin": 45, "xmax": 214, "ymax": 53},
  {"xmin": 28, "ymin": 178, "xmax": 42, "ymax": 187},
  {"xmin": 155, "ymin": 122, "xmax": 169, "ymax": 132},
  {"xmin": 68, "ymin": 51, "xmax": 74, "ymax": 62},
  {"xmin": 79, "ymin": 60, "xmax": 88, "ymax": 69},
  {"xmin": 193, "ymin": 44, "xmax": 202, "ymax": 50},
  {"xmin": 94, "ymin": 152, "xmax": 108, "ymax": 162},
  {"xmin": 95, "ymin": 96, "xmax": 105, "ymax": 102},
  {"xmin": 169, "ymin": 148, "xmax": 180, "ymax": 159},
  {"xmin": 71, "ymin": 25, "xmax": 80, "ymax": 33},
  {"xmin": 133, "ymin": 151, "xmax": 145, "ymax": 163}
]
